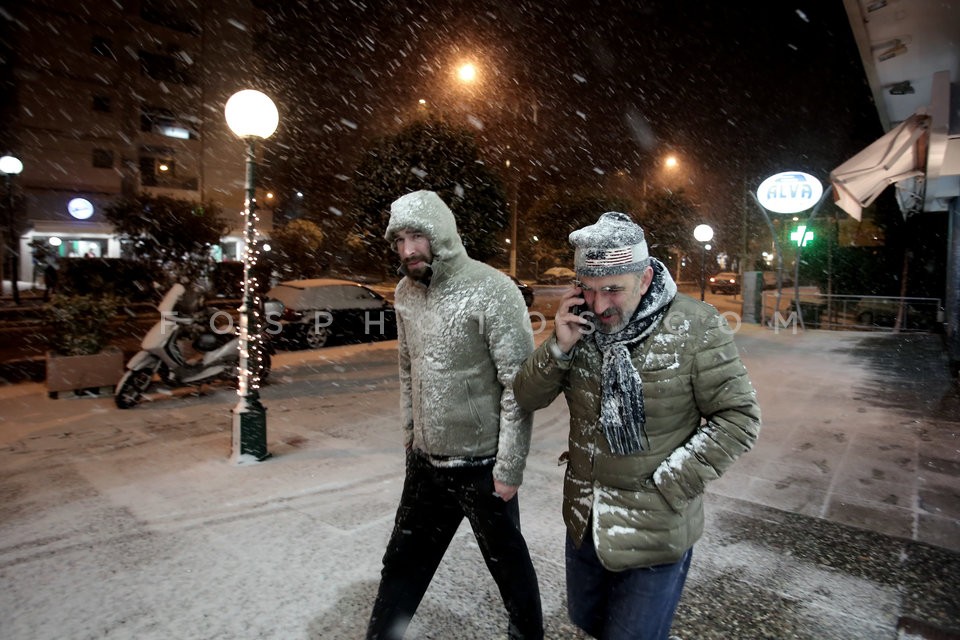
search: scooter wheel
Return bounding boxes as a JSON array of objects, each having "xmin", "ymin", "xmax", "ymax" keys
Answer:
[
  {"xmin": 236, "ymin": 351, "xmax": 272, "ymax": 384},
  {"xmin": 115, "ymin": 369, "xmax": 152, "ymax": 409}
]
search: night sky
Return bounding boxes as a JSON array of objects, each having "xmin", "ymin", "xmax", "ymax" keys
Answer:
[{"xmin": 255, "ymin": 0, "xmax": 880, "ymax": 246}]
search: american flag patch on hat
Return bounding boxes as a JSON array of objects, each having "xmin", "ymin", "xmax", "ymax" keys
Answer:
[{"xmin": 584, "ymin": 247, "xmax": 637, "ymax": 267}]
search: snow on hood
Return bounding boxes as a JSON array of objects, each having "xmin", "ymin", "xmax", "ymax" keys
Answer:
[{"xmin": 384, "ymin": 190, "xmax": 467, "ymax": 265}]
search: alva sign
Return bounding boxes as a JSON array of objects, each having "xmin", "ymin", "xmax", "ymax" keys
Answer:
[{"xmin": 756, "ymin": 171, "xmax": 823, "ymax": 214}]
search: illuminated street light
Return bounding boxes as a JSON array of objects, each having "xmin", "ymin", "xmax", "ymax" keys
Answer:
[
  {"xmin": 693, "ymin": 223, "xmax": 714, "ymax": 302},
  {"xmin": 224, "ymin": 89, "xmax": 279, "ymax": 463},
  {"xmin": 1, "ymin": 154, "xmax": 24, "ymax": 305},
  {"xmin": 664, "ymin": 155, "xmax": 678, "ymax": 169},
  {"xmin": 457, "ymin": 62, "xmax": 477, "ymax": 83}
]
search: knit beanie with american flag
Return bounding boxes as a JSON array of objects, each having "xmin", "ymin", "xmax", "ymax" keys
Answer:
[{"xmin": 569, "ymin": 211, "xmax": 650, "ymax": 278}]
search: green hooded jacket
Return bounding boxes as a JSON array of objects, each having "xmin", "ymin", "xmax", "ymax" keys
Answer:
[{"xmin": 385, "ymin": 191, "xmax": 535, "ymax": 487}]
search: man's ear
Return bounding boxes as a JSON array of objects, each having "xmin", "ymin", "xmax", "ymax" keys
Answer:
[{"xmin": 640, "ymin": 265, "xmax": 655, "ymax": 294}]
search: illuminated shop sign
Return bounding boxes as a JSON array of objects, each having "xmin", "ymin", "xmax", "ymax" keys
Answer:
[
  {"xmin": 756, "ymin": 172, "xmax": 823, "ymax": 214},
  {"xmin": 67, "ymin": 198, "xmax": 94, "ymax": 220}
]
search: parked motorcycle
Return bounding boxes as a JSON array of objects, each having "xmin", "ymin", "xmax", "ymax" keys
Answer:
[{"xmin": 115, "ymin": 284, "xmax": 283, "ymax": 409}]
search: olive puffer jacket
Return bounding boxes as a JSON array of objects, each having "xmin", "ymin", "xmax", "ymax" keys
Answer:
[{"xmin": 514, "ymin": 293, "xmax": 760, "ymax": 570}]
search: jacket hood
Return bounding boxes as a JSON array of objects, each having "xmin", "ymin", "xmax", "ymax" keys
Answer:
[{"xmin": 385, "ymin": 190, "xmax": 468, "ymax": 267}]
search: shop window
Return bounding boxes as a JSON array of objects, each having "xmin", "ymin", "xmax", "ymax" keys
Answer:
[{"xmin": 92, "ymin": 148, "xmax": 114, "ymax": 168}]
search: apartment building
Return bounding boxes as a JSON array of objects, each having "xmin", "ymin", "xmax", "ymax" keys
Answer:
[{"xmin": 3, "ymin": 0, "xmax": 269, "ymax": 285}]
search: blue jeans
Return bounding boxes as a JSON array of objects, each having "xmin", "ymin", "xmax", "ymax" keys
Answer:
[{"xmin": 565, "ymin": 532, "xmax": 692, "ymax": 640}]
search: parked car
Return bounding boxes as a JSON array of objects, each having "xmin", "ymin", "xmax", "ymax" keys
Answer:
[
  {"xmin": 511, "ymin": 276, "xmax": 534, "ymax": 308},
  {"xmin": 265, "ymin": 278, "xmax": 397, "ymax": 349},
  {"xmin": 854, "ymin": 298, "xmax": 937, "ymax": 330},
  {"xmin": 709, "ymin": 271, "xmax": 740, "ymax": 294},
  {"xmin": 540, "ymin": 266, "xmax": 575, "ymax": 284},
  {"xmin": 762, "ymin": 271, "xmax": 794, "ymax": 290}
]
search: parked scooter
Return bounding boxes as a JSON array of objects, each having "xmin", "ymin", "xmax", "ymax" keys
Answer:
[{"xmin": 115, "ymin": 283, "xmax": 282, "ymax": 409}]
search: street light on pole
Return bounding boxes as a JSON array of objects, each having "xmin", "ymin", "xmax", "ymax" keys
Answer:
[
  {"xmin": 505, "ymin": 157, "xmax": 519, "ymax": 277},
  {"xmin": 693, "ymin": 223, "xmax": 714, "ymax": 302},
  {"xmin": 0, "ymin": 155, "xmax": 24, "ymax": 305},
  {"xmin": 224, "ymin": 89, "xmax": 278, "ymax": 463},
  {"xmin": 455, "ymin": 61, "xmax": 524, "ymax": 276}
]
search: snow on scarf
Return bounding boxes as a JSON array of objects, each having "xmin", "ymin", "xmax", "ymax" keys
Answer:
[{"xmin": 592, "ymin": 258, "xmax": 677, "ymax": 455}]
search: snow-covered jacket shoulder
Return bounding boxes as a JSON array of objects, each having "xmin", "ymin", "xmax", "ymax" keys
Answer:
[
  {"xmin": 514, "ymin": 293, "xmax": 760, "ymax": 570},
  {"xmin": 387, "ymin": 191, "xmax": 535, "ymax": 486}
]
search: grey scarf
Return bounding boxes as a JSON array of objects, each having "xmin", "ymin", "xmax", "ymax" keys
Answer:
[{"xmin": 593, "ymin": 259, "xmax": 677, "ymax": 455}]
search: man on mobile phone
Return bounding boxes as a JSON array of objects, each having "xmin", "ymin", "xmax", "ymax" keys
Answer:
[{"xmin": 514, "ymin": 211, "xmax": 761, "ymax": 640}]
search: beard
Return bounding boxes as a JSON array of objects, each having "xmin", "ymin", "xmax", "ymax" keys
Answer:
[
  {"xmin": 403, "ymin": 255, "xmax": 431, "ymax": 281},
  {"xmin": 593, "ymin": 307, "xmax": 629, "ymax": 334},
  {"xmin": 590, "ymin": 298, "xmax": 642, "ymax": 334}
]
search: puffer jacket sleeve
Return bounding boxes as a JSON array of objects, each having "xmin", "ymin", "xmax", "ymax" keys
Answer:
[
  {"xmin": 395, "ymin": 305, "xmax": 414, "ymax": 449},
  {"xmin": 513, "ymin": 335, "xmax": 572, "ymax": 411},
  {"xmin": 484, "ymin": 280, "xmax": 536, "ymax": 487},
  {"xmin": 653, "ymin": 311, "xmax": 761, "ymax": 511},
  {"xmin": 514, "ymin": 334, "xmax": 572, "ymax": 411}
]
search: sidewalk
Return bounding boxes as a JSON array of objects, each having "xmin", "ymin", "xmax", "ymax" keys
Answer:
[{"xmin": 0, "ymin": 325, "xmax": 958, "ymax": 639}]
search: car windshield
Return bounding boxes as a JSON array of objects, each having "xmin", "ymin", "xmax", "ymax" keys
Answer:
[
  {"xmin": 267, "ymin": 282, "xmax": 387, "ymax": 310},
  {"xmin": 267, "ymin": 284, "xmax": 308, "ymax": 308}
]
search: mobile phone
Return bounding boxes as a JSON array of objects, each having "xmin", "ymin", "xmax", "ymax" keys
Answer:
[{"xmin": 570, "ymin": 304, "xmax": 587, "ymax": 317}]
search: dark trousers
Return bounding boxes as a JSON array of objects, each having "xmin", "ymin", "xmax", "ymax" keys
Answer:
[
  {"xmin": 566, "ymin": 532, "xmax": 692, "ymax": 640},
  {"xmin": 366, "ymin": 450, "xmax": 544, "ymax": 639}
]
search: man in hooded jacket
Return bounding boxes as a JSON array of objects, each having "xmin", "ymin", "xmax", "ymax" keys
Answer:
[
  {"xmin": 366, "ymin": 190, "xmax": 543, "ymax": 640},
  {"xmin": 514, "ymin": 212, "xmax": 761, "ymax": 640}
]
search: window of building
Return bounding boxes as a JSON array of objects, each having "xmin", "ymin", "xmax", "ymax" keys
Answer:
[
  {"xmin": 138, "ymin": 50, "xmax": 194, "ymax": 85},
  {"xmin": 91, "ymin": 36, "xmax": 115, "ymax": 59},
  {"xmin": 140, "ymin": 1, "xmax": 202, "ymax": 35},
  {"xmin": 140, "ymin": 106, "xmax": 197, "ymax": 140},
  {"xmin": 92, "ymin": 95, "xmax": 112, "ymax": 112},
  {"xmin": 92, "ymin": 149, "xmax": 114, "ymax": 168},
  {"xmin": 139, "ymin": 156, "xmax": 175, "ymax": 186}
]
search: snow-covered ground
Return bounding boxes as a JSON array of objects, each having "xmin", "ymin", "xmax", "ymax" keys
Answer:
[{"xmin": 1, "ymin": 324, "xmax": 957, "ymax": 639}]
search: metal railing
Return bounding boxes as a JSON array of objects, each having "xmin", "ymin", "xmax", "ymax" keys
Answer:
[{"xmin": 761, "ymin": 291, "xmax": 942, "ymax": 332}]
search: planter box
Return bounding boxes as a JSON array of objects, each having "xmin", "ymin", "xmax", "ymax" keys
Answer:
[{"xmin": 46, "ymin": 347, "xmax": 124, "ymax": 399}]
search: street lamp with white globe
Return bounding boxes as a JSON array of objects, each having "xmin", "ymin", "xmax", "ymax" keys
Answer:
[
  {"xmin": 224, "ymin": 89, "xmax": 279, "ymax": 463},
  {"xmin": 693, "ymin": 223, "xmax": 714, "ymax": 302},
  {"xmin": 1, "ymin": 155, "xmax": 24, "ymax": 305}
]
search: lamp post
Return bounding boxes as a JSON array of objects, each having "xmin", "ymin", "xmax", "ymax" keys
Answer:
[
  {"xmin": 224, "ymin": 90, "xmax": 279, "ymax": 463},
  {"xmin": 0, "ymin": 155, "xmax": 24, "ymax": 305},
  {"xmin": 506, "ymin": 158, "xmax": 519, "ymax": 276},
  {"xmin": 693, "ymin": 223, "xmax": 714, "ymax": 302},
  {"xmin": 453, "ymin": 61, "xmax": 529, "ymax": 277}
]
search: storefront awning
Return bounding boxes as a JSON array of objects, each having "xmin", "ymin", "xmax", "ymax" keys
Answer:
[{"xmin": 829, "ymin": 113, "xmax": 930, "ymax": 221}]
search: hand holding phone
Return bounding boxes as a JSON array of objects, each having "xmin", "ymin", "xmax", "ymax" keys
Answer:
[{"xmin": 556, "ymin": 287, "xmax": 591, "ymax": 352}]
